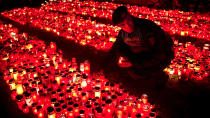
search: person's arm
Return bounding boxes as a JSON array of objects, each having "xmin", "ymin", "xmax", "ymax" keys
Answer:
[
  {"xmin": 101, "ymin": 32, "xmax": 122, "ymax": 72},
  {"xmin": 89, "ymin": 32, "xmax": 122, "ymax": 74}
]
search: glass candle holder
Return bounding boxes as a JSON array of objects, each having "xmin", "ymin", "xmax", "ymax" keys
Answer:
[
  {"xmin": 67, "ymin": 107, "xmax": 74, "ymax": 118},
  {"xmin": 62, "ymin": 104, "xmax": 68, "ymax": 115},
  {"xmin": 37, "ymin": 105, "xmax": 44, "ymax": 118},
  {"xmin": 32, "ymin": 103, "xmax": 38, "ymax": 114},
  {"xmin": 85, "ymin": 105, "xmax": 93, "ymax": 117},
  {"xmin": 9, "ymin": 79, "xmax": 16, "ymax": 90},
  {"xmin": 51, "ymin": 98, "xmax": 57, "ymax": 107},
  {"xmin": 73, "ymin": 103, "xmax": 80, "ymax": 116},
  {"xmin": 142, "ymin": 103, "xmax": 151, "ymax": 116},
  {"xmin": 141, "ymin": 94, "xmax": 148, "ymax": 104},
  {"xmin": 94, "ymin": 107, "xmax": 104, "ymax": 118},
  {"xmin": 16, "ymin": 95, "xmax": 24, "ymax": 110},
  {"xmin": 58, "ymin": 93, "xmax": 65, "ymax": 101},
  {"xmin": 11, "ymin": 90, "xmax": 17, "ymax": 100},
  {"xmin": 51, "ymin": 91, "xmax": 57, "ymax": 98},
  {"xmin": 79, "ymin": 109, "xmax": 85, "ymax": 118},
  {"xmin": 116, "ymin": 107, "xmax": 123, "ymax": 118},
  {"xmin": 24, "ymin": 92, "xmax": 33, "ymax": 107},
  {"xmin": 66, "ymin": 89, "xmax": 72, "ymax": 99},
  {"xmin": 104, "ymin": 99, "xmax": 114, "ymax": 117},
  {"xmin": 55, "ymin": 107, "xmax": 62, "ymax": 118},
  {"xmin": 94, "ymin": 87, "xmax": 101, "ymax": 98},
  {"xmin": 47, "ymin": 106, "xmax": 55, "ymax": 118},
  {"xmin": 22, "ymin": 104, "xmax": 29, "ymax": 114}
]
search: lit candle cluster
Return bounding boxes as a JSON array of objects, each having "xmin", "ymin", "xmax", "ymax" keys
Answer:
[
  {"xmin": 164, "ymin": 41, "xmax": 209, "ymax": 81},
  {"xmin": 1, "ymin": 7, "xmax": 119, "ymax": 50},
  {"xmin": 1, "ymin": 0, "xmax": 209, "ymax": 52},
  {"xmin": 0, "ymin": 22, "xmax": 156, "ymax": 118},
  {"xmin": 40, "ymin": 0, "xmax": 209, "ymax": 40},
  {"xmin": 1, "ymin": 1, "xmax": 209, "ymax": 82}
]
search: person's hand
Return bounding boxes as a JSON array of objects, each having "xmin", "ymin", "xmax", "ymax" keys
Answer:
[{"xmin": 117, "ymin": 56, "xmax": 132, "ymax": 68}]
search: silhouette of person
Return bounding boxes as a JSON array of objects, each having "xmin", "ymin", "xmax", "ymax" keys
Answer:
[{"xmin": 102, "ymin": 6, "xmax": 174, "ymax": 97}]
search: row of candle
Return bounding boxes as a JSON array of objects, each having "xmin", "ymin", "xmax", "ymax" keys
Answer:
[
  {"xmin": 46, "ymin": 0, "xmax": 208, "ymax": 20},
  {"xmin": 0, "ymin": 22, "xmax": 157, "ymax": 118},
  {"xmin": 1, "ymin": 2, "xmax": 208, "ymax": 52},
  {"xmin": 1, "ymin": 7, "xmax": 119, "ymax": 50},
  {"xmin": 1, "ymin": 3, "xmax": 209, "ymax": 44},
  {"xmin": 40, "ymin": 0, "xmax": 209, "ymax": 40}
]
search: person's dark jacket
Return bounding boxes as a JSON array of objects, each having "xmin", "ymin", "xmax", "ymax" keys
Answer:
[{"xmin": 102, "ymin": 17, "xmax": 174, "ymax": 80}]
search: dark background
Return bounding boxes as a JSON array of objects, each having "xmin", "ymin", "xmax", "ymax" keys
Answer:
[{"xmin": 0, "ymin": 0, "xmax": 47, "ymax": 12}]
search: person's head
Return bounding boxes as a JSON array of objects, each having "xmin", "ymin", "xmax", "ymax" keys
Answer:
[{"xmin": 112, "ymin": 6, "xmax": 134, "ymax": 33}]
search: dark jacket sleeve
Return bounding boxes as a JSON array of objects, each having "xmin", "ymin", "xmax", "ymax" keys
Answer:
[{"xmin": 101, "ymin": 31, "xmax": 123, "ymax": 75}]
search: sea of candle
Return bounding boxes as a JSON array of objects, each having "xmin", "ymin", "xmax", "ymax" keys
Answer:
[{"xmin": 0, "ymin": 1, "xmax": 209, "ymax": 118}]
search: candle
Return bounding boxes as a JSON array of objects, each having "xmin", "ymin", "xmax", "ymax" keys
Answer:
[
  {"xmin": 79, "ymin": 110, "xmax": 85, "ymax": 118},
  {"xmin": 38, "ymin": 111, "xmax": 44, "ymax": 118},
  {"xmin": 104, "ymin": 82, "xmax": 110, "ymax": 91},
  {"xmin": 47, "ymin": 106, "xmax": 55, "ymax": 118},
  {"xmin": 37, "ymin": 106, "xmax": 44, "ymax": 118},
  {"xmin": 116, "ymin": 105, "xmax": 129, "ymax": 118},
  {"xmin": 58, "ymin": 93, "xmax": 65, "ymax": 101},
  {"xmin": 73, "ymin": 103, "xmax": 80, "ymax": 116},
  {"xmin": 84, "ymin": 60, "xmax": 90, "ymax": 74},
  {"xmin": 105, "ymin": 99, "xmax": 114, "ymax": 117},
  {"xmin": 22, "ymin": 104, "xmax": 29, "ymax": 114},
  {"xmin": 81, "ymin": 78, "xmax": 87, "ymax": 87},
  {"xmin": 52, "ymin": 80, "xmax": 59, "ymax": 90},
  {"xmin": 31, "ymin": 88, "xmax": 38, "ymax": 102},
  {"xmin": 24, "ymin": 92, "xmax": 33, "ymax": 107},
  {"xmin": 141, "ymin": 94, "xmax": 148, "ymax": 104},
  {"xmin": 51, "ymin": 98, "xmax": 57, "ymax": 107},
  {"xmin": 16, "ymin": 95, "xmax": 24, "ymax": 110},
  {"xmin": 85, "ymin": 105, "xmax": 93, "ymax": 117},
  {"xmin": 13, "ymin": 72, "xmax": 18, "ymax": 80},
  {"xmin": 11, "ymin": 90, "xmax": 17, "ymax": 100},
  {"xmin": 66, "ymin": 89, "xmax": 71, "ymax": 99},
  {"xmin": 130, "ymin": 107, "xmax": 138, "ymax": 118},
  {"xmin": 116, "ymin": 109, "xmax": 123, "ymax": 118},
  {"xmin": 94, "ymin": 107, "xmax": 104, "ymax": 118},
  {"xmin": 62, "ymin": 104, "xmax": 68, "ymax": 115},
  {"xmin": 94, "ymin": 87, "xmax": 101, "ymax": 98},
  {"xmin": 81, "ymin": 92, "xmax": 88, "ymax": 102},
  {"xmin": 55, "ymin": 76, "xmax": 61, "ymax": 85},
  {"xmin": 9, "ymin": 79, "xmax": 16, "ymax": 90},
  {"xmin": 55, "ymin": 108, "xmax": 62, "ymax": 118},
  {"xmin": 67, "ymin": 107, "xmax": 74, "ymax": 118},
  {"xmin": 32, "ymin": 103, "xmax": 38, "ymax": 114},
  {"xmin": 111, "ymin": 95, "xmax": 117, "ymax": 106},
  {"xmin": 142, "ymin": 103, "xmax": 151, "ymax": 116},
  {"xmin": 80, "ymin": 63, "xmax": 84, "ymax": 72},
  {"xmin": 16, "ymin": 84, "xmax": 24, "ymax": 95}
]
